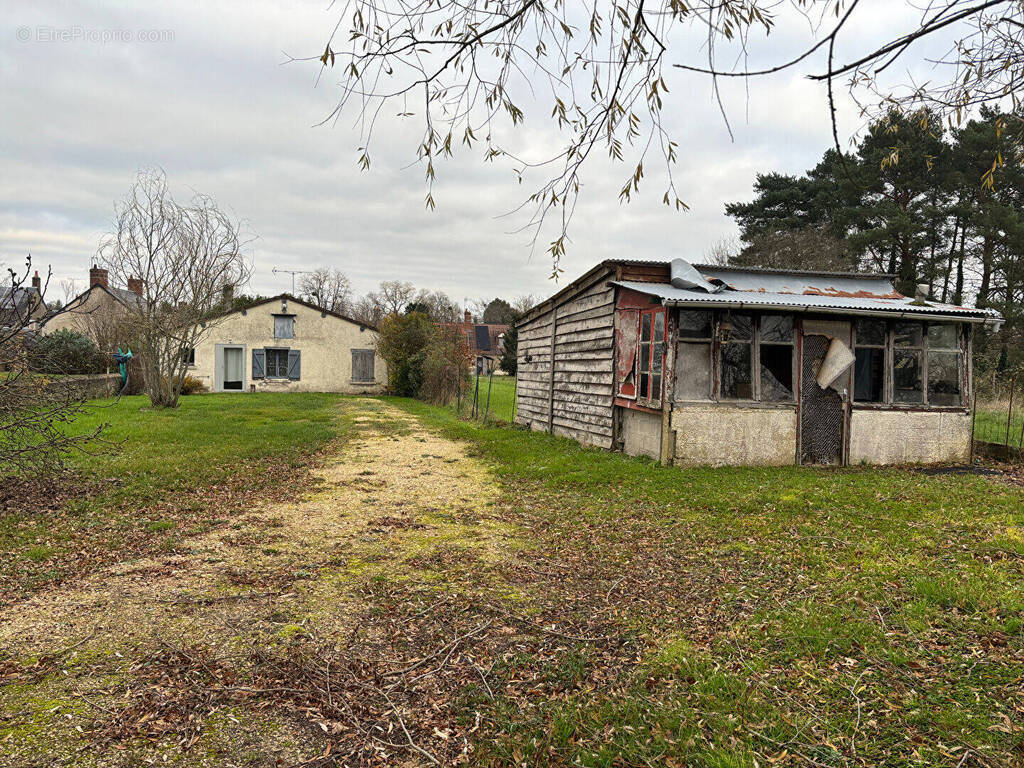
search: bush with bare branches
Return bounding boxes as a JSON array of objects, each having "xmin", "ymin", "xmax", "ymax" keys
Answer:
[{"xmin": 98, "ymin": 169, "xmax": 252, "ymax": 408}]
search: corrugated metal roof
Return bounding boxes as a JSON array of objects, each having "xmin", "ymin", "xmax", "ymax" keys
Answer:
[
  {"xmin": 696, "ymin": 268, "xmax": 901, "ymax": 298},
  {"xmin": 613, "ymin": 280, "xmax": 998, "ymax": 322}
]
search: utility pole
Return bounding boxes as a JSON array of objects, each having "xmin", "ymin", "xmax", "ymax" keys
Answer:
[{"xmin": 272, "ymin": 268, "xmax": 313, "ymax": 295}]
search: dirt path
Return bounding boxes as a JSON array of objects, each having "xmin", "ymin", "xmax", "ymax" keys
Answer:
[{"xmin": 0, "ymin": 399, "xmax": 517, "ymax": 767}]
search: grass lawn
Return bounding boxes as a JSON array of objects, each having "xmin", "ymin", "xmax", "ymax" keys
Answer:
[
  {"xmin": 392, "ymin": 397, "xmax": 1024, "ymax": 767},
  {"xmin": 457, "ymin": 372, "xmax": 516, "ymax": 422},
  {"xmin": 2, "ymin": 393, "xmax": 1023, "ymax": 766},
  {"xmin": 0, "ymin": 392, "xmax": 347, "ymax": 601},
  {"xmin": 975, "ymin": 403, "xmax": 1024, "ymax": 447}
]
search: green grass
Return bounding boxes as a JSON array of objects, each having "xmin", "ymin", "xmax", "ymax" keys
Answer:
[
  {"xmin": 457, "ymin": 373, "xmax": 516, "ymax": 422},
  {"xmin": 390, "ymin": 397, "xmax": 1024, "ymax": 767},
  {"xmin": 974, "ymin": 403, "xmax": 1024, "ymax": 446},
  {"xmin": 0, "ymin": 393, "xmax": 348, "ymax": 599}
]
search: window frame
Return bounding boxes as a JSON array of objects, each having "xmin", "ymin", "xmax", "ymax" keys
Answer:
[
  {"xmin": 674, "ymin": 310, "xmax": 714, "ymax": 401},
  {"xmin": 273, "ymin": 313, "xmax": 295, "ymax": 340},
  {"xmin": 636, "ymin": 306, "xmax": 666, "ymax": 408},
  {"xmin": 851, "ymin": 320, "xmax": 966, "ymax": 408},
  {"xmin": 715, "ymin": 312, "xmax": 795, "ymax": 403},
  {"xmin": 264, "ymin": 347, "xmax": 291, "ymax": 379}
]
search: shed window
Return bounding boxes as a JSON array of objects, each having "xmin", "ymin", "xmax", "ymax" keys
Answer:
[
  {"xmin": 853, "ymin": 319, "xmax": 886, "ymax": 403},
  {"xmin": 638, "ymin": 307, "xmax": 665, "ymax": 404},
  {"xmin": 716, "ymin": 313, "xmax": 794, "ymax": 402},
  {"xmin": 759, "ymin": 315, "xmax": 793, "ymax": 401},
  {"xmin": 674, "ymin": 310, "xmax": 713, "ymax": 401},
  {"xmin": 927, "ymin": 323, "xmax": 961, "ymax": 406},
  {"xmin": 893, "ymin": 321, "xmax": 924, "ymax": 404},
  {"xmin": 274, "ymin": 315, "xmax": 294, "ymax": 339}
]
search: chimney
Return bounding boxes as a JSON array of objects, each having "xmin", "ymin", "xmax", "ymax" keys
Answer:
[
  {"xmin": 464, "ymin": 309, "xmax": 472, "ymax": 323},
  {"xmin": 127, "ymin": 276, "xmax": 144, "ymax": 296},
  {"xmin": 31, "ymin": 271, "xmax": 41, "ymax": 291},
  {"xmin": 89, "ymin": 264, "xmax": 109, "ymax": 289},
  {"xmin": 222, "ymin": 284, "xmax": 234, "ymax": 305}
]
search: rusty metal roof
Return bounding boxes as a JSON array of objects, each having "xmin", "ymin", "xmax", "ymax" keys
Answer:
[{"xmin": 613, "ymin": 278, "xmax": 999, "ymax": 323}]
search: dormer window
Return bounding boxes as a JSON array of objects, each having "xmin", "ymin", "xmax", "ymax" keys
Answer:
[{"xmin": 274, "ymin": 314, "xmax": 294, "ymax": 339}]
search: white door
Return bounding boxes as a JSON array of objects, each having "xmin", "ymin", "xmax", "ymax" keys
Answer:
[{"xmin": 218, "ymin": 346, "xmax": 244, "ymax": 391}]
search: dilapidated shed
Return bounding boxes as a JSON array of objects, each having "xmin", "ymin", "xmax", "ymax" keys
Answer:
[{"xmin": 515, "ymin": 259, "xmax": 1002, "ymax": 466}]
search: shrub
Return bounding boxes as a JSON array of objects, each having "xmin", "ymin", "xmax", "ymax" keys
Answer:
[
  {"xmin": 377, "ymin": 312, "xmax": 436, "ymax": 396},
  {"xmin": 421, "ymin": 326, "xmax": 471, "ymax": 404},
  {"xmin": 180, "ymin": 375, "xmax": 206, "ymax": 395},
  {"xmin": 29, "ymin": 330, "xmax": 105, "ymax": 375}
]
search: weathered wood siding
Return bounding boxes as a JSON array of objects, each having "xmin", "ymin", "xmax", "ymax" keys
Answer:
[{"xmin": 516, "ymin": 268, "xmax": 616, "ymax": 448}]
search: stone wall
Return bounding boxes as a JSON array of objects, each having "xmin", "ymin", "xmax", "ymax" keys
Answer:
[
  {"xmin": 670, "ymin": 405, "xmax": 797, "ymax": 466},
  {"xmin": 849, "ymin": 409, "xmax": 971, "ymax": 464},
  {"xmin": 36, "ymin": 373, "xmax": 122, "ymax": 400}
]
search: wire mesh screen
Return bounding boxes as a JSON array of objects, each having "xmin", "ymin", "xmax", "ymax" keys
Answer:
[
  {"xmin": 800, "ymin": 335, "xmax": 844, "ymax": 466},
  {"xmin": 972, "ymin": 372, "xmax": 1024, "ymax": 462},
  {"xmin": 455, "ymin": 369, "xmax": 517, "ymax": 423}
]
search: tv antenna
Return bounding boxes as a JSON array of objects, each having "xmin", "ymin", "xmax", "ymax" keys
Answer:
[{"xmin": 272, "ymin": 268, "xmax": 313, "ymax": 294}]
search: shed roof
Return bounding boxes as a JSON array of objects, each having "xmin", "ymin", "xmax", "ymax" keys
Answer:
[{"xmin": 613, "ymin": 279, "xmax": 998, "ymax": 323}]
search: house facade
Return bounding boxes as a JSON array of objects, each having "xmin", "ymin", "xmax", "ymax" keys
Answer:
[
  {"xmin": 188, "ymin": 295, "xmax": 386, "ymax": 394},
  {"xmin": 515, "ymin": 259, "xmax": 1001, "ymax": 467},
  {"xmin": 439, "ymin": 310, "xmax": 509, "ymax": 374},
  {"xmin": 41, "ymin": 266, "xmax": 141, "ymax": 348}
]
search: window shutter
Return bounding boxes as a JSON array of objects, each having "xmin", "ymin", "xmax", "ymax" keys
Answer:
[
  {"xmin": 287, "ymin": 349, "xmax": 301, "ymax": 380},
  {"xmin": 252, "ymin": 349, "xmax": 265, "ymax": 379},
  {"xmin": 352, "ymin": 349, "xmax": 374, "ymax": 382}
]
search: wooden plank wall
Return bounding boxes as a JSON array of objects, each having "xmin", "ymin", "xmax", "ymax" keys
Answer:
[{"xmin": 516, "ymin": 270, "xmax": 616, "ymax": 448}]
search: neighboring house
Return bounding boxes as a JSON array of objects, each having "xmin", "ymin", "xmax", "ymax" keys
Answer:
[
  {"xmin": 440, "ymin": 310, "xmax": 509, "ymax": 374},
  {"xmin": 188, "ymin": 294, "xmax": 386, "ymax": 393},
  {"xmin": 515, "ymin": 258, "xmax": 1002, "ymax": 467},
  {"xmin": 1, "ymin": 272, "xmax": 47, "ymax": 331},
  {"xmin": 41, "ymin": 266, "xmax": 142, "ymax": 348}
]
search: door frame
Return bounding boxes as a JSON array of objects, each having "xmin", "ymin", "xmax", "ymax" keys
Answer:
[
  {"xmin": 214, "ymin": 344, "xmax": 247, "ymax": 392},
  {"xmin": 797, "ymin": 320, "xmax": 852, "ymax": 466}
]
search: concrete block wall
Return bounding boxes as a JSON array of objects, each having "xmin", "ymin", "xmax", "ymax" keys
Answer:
[
  {"xmin": 670, "ymin": 406, "xmax": 797, "ymax": 466},
  {"xmin": 849, "ymin": 410, "xmax": 971, "ymax": 464}
]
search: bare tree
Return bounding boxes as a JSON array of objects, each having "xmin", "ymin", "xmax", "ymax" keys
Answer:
[
  {"xmin": 370, "ymin": 280, "xmax": 416, "ymax": 317},
  {"xmin": 99, "ymin": 169, "xmax": 251, "ymax": 408},
  {"xmin": 1, "ymin": 256, "xmax": 104, "ymax": 477},
  {"xmin": 509, "ymin": 295, "xmax": 536, "ymax": 317},
  {"xmin": 409, "ymin": 288, "xmax": 461, "ymax": 322},
  {"xmin": 299, "ymin": 267, "xmax": 353, "ymax": 313},
  {"xmin": 349, "ymin": 294, "xmax": 384, "ymax": 327},
  {"xmin": 301, "ymin": 0, "xmax": 1024, "ymax": 270}
]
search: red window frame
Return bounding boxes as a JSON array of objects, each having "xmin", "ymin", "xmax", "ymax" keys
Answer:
[{"xmin": 637, "ymin": 307, "xmax": 666, "ymax": 406}]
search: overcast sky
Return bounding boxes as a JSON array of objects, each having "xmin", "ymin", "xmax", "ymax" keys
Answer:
[{"xmin": 0, "ymin": 1, "xmax": 956, "ymax": 306}]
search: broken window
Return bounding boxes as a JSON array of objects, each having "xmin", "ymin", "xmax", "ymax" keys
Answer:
[
  {"xmin": 759, "ymin": 315, "xmax": 793, "ymax": 401},
  {"xmin": 927, "ymin": 323, "xmax": 961, "ymax": 406},
  {"xmin": 893, "ymin": 322, "xmax": 924, "ymax": 404},
  {"xmin": 719, "ymin": 312, "xmax": 753, "ymax": 399},
  {"xmin": 674, "ymin": 310, "xmax": 712, "ymax": 401},
  {"xmin": 853, "ymin": 319, "xmax": 886, "ymax": 403}
]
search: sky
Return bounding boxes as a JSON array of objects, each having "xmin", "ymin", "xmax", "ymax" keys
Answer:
[{"xmin": 0, "ymin": 1, "xmax": 961, "ymax": 307}]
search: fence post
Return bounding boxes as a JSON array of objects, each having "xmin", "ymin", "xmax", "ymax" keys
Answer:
[
  {"xmin": 483, "ymin": 369, "xmax": 494, "ymax": 422},
  {"xmin": 970, "ymin": 386, "xmax": 978, "ymax": 463},
  {"xmin": 472, "ymin": 365, "xmax": 480, "ymax": 419},
  {"xmin": 1005, "ymin": 374, "xmax": 1016, "ymax": 454}
]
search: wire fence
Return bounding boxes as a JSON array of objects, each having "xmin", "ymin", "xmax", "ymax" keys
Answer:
[
  {"xmin": 972, "ymin": 372, "xmax": 1024, "ymax": 463},
  {"xmin": 454, "ymin": 369, "xmax": 517, "ymax": 423}
]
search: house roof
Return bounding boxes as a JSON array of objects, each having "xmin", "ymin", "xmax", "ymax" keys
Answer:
[
  {"xmin": 437, "ymin": 320, "xmax": 509, "ymax": 356},
  {"xmin": 206, "ymin": 294, "xmax": 378, "ymax": 331},
  {"xmin": 0, "ymin": 286, "xmax": 41, "ymax": 312}
]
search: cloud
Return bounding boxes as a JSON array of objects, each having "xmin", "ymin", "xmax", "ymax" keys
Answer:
[{"xmin": 0, "ymin": 0, "xmax": 968, "ymax": 304}]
